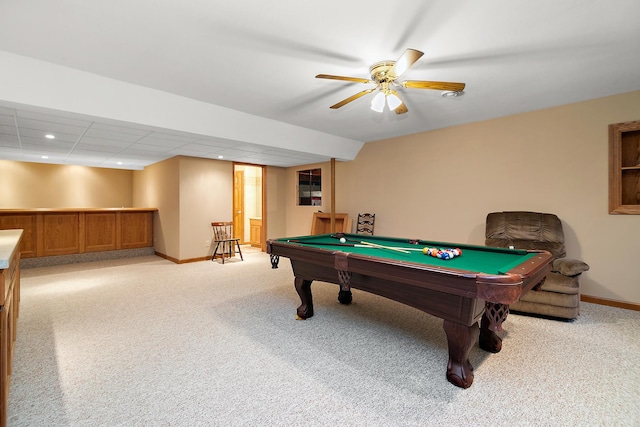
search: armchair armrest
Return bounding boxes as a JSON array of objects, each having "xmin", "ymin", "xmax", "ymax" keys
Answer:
[{"xmin": 552, "ymin": 258, "xmax": 590, "ymax": 277}]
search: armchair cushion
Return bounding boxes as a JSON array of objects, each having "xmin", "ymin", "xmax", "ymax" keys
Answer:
[
  {"xmin": 485, "ymin": 211, "xmax": 566, "ymax": 258},
  {"xmin": 552, "ymin": 258, "xmax": 590, "ymax": 277},
  {"xmin": 538, "ymin": 272, "xmax": 580, "ymax": 294}
]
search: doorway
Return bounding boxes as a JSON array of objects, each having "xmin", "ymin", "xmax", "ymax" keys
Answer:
[{"xmin": 233, "ymin": 164, "xmax": 265, "ymax": 250}]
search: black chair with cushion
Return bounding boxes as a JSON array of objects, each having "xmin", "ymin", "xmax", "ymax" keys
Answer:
[{"xmin": 485, "ymin": 211, "xmax": 589, "ymax": 320}]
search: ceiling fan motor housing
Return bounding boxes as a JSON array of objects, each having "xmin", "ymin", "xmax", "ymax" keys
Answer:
[{"xmin": 369, "ymin": 61, "xmax": 396, "ymax": 83}]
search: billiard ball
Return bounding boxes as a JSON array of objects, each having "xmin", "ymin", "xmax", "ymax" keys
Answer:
[{"xmin": 339, "ymin": 237, "xmax": 346, "ymax": 243}]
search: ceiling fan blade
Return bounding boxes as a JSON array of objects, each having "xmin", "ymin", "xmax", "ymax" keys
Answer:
[
  {"xmin": 388, "ymin": 48, "xmax": 424, "ymax": 78},
  {"xmin": 330, "ymin": 88, "xmax": 376, "ymax": 109},
  {"xmin": 316, "ymin": 74, "xmax": 373, "ymax": 84},
  {"xmin": 395, "ymin": 103, "xmax": 408, "ymax": 115},
  {"xmin": 401, "ymin": 80, "xmax": 466, "ymax": 92}
]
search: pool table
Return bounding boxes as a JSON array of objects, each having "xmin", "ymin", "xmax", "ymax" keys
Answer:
[{"xmin": 267, "ymin": 233, "xmax": 553, "ymax": 388}]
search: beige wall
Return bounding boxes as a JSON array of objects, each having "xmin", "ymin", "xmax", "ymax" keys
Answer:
[
  {"xmin": 265, "ymin": 166, "xmax": 287, "ymax": 240},
  {"xmin": 133, "ymin": 157, "xmax": 180, "ymax": 258},
  {"xmin": 312, "ymin": 90, "xmax": 640, "ymax": 305},
  {"xmin": 178, "ymin": 156, "xmax": 233, "ymax": 260},
  {"xmin": 0, "ymin": 160, "xmax": 133, "ymax": 208},
  {"xmin": 133, "ymin": 156, "xmax": 233, "ymax": 261}
]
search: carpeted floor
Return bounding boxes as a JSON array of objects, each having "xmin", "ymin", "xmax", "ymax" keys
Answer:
[{"xmin": 8, "ymin": 251, "xmax": 640, "ymax": 426}]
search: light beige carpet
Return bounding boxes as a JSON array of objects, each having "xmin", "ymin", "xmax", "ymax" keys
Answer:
[{"xmin": 8, "ymin": 251, "xmax": 640, "ymax": 426}]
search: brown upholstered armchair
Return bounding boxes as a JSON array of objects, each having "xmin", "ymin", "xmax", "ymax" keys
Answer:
[{"xmin": 485, "ymin": 211, "xmax": 589, "ymax": 320}]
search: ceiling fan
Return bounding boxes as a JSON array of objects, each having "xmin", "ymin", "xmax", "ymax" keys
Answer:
[{"xmin": 316, "ymin": 48, "xmax": 465, "ymax": 114}]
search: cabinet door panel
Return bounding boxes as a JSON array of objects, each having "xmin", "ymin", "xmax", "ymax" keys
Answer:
[
  {"xmin": 121, "ymin": 212, "xmax": 153, "ymax": 249},
  {"xmin": 43, "ymin": 213, "xmax": 79, "ymax": 256},
  {"xmin": 85, "ymin": 213, "xmax": 117, "ymax": 252}
]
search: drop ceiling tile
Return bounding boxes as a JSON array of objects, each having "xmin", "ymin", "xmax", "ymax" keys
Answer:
[
  {"xmin": 0, "ymin": 115, "xmax": 15, "ymax": 127},
  {"xmin": 118, "ymin": 147, "xmax": 170, "ymax": 156},
  {"xmin": 16, "ymin": 118, "xmax": 88, "ymax": 136},
  {"xmin": 21, "ymin": 152, "xmax": 65, "ymax": 162},
  {"xmin": 21, "ymin": 147, "xmax": 71, "ymax": 155},
  {"xmin": 191, "ymin": 138, "xmax": 240, "ymax": 149},
  {"xmin": 90, "ymin": 122, "xmax": 151, "ymax": 136},
  {"xmin": 76, "ymin": 136, "xmax": 134, "ymax": 148},
  {"xmin": 171, "ymin": 143, "xmax": 217, "ymax": 153},
  {"xmin": 70, "ymin": 145, "xmax": 127, "ymax": 154},
  {"xmin": 0, "ymin": 124, "xmax": 18, "ymax": 136},
  {"xmin": 0, "ymin": 137, "xmax": 20, "ymax": 149},
  {"xmin": 66, "ymin": 152, "xmax": 118, "ymax": 163},
  {"xmin": 0, "ymin": 143, "xmax": 22, "ymax": 151},
  {"xmin": 233, "ymin": 144, "xmax": 270, "ymax": 153},
  {"xmin": 18, "ymin": 128, "xmax": 78, "ymax": 142},
  {"xmin": 116, "ymin": 155, "xmax": 168, "ymax": 164},
  {"xmin": 138, "ymin": 133, "xmax": 199, "ymax": 145},
  {"xmin": 21, "ymin": 138, "xmax": 75, "ymax": 149},
  {"xmin": 120, "ymin": 143, "xmax": 173, "ymax": 153},
  {"xmin": 83, "ymin": 127, "xmax": 148, "ymax": 143},
  {"xmin": 17, "ymin": 110, "xmax": 93, "ymax": 128}
]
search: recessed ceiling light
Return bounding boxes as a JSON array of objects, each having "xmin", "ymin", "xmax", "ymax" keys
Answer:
[
  {"xmin": 45, "ymin": 134, "xmax": 55, "ymax": 139},
  {"xmin": 441, "ymin": 91, "xmax": 464, "ymax": 98},
  {"xmin": 218, "ymin": 155, "xmax": 224, "ymax": 159},
  {"xmin": 117, "ymin": 161, "xmax": 123, "ymax": 165},
  {"xmin": 41, "ymin": 155, "xmax": 49, "ymax": 159}
]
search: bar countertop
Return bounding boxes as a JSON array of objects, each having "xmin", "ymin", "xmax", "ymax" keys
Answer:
[
  {"xmin": 0, "ymin": 208, "xmax": 157, "ymax": 213},
  {"xmin": 0, "ymin": 229, "xmax": 23, "ymax": 269}
]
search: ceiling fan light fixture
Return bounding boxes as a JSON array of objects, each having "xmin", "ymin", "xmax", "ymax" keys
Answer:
[
  {"xmin": 371, "ymin": 91, "xmax": 386, "ymax": 112},
  {"xmin": 387, "ymin": 93, "xmax": 402, "ymax": 111}
]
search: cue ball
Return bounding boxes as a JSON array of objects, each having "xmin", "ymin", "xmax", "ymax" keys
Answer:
[{"xmin": 339, "ymin": 237, "xmax": 346, "ymax": 243}]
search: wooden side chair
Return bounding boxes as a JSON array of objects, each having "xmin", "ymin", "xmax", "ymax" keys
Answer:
[
  {"xmin": 211, "ymin": 222, "xmax": 243, "ymax": 264},
  {"xmin": 356, "ymin": 213, "xmax": 375, "ymax": 235}
]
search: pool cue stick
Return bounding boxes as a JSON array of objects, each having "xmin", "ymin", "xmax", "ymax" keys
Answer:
[
  {"xmin": 353, "ymin": 240, "xmax": 424, "ymax": 251},
  {"xmin": 332, "ymin": 235, "xmax": 418, "ymax": 253},
  {"xmin": 359, "ymin": 240, "xmax": 410, "ymax": 254},
  {"xmin": 287, "ymin": 240, "xmax": 370, "ymax": 248},
  {"xmin": 287, "ymin": 240, "xmax": 352, "ymax": 246},
  {"xmin": 288, "ymin": 239, "xmax": 417, "ymax": 253}
]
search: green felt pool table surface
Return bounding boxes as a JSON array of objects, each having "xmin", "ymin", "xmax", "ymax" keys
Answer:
[{"xmin": 275, "ymin": 233, "xmax": 537, "ymax": 275}]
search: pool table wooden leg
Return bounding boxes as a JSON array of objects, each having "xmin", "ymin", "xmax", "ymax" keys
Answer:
[
  {"xmin": 337, "ymin": 270, "xmax": 352, "ymax": 304},
  {"xmin": 478, "ymin": 303, "xmax": 509, "ymax": 353},
  {"xmin": 294, "ymin": 277, "xmax": 314, "ymax": 320},
  {"xmin": 443, "ymin": 320, "xmax": 479, "ymax": 389},
  {"xmin": 479, "ymin": 313, "xmax": 503, "ymax": 353}
]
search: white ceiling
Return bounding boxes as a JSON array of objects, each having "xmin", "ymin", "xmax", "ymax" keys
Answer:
[{"xmin": 1, "ymin": 0, "xmax": 639, "ymax": 170}]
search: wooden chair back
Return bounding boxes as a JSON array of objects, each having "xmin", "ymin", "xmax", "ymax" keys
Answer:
[
  {"xmin": 356, "ymin": 213, "xmax": 375, "ymax": 235},
  {"xmin": 212, "ymin": 221, "xmax": 235, "ymax": 242}
]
